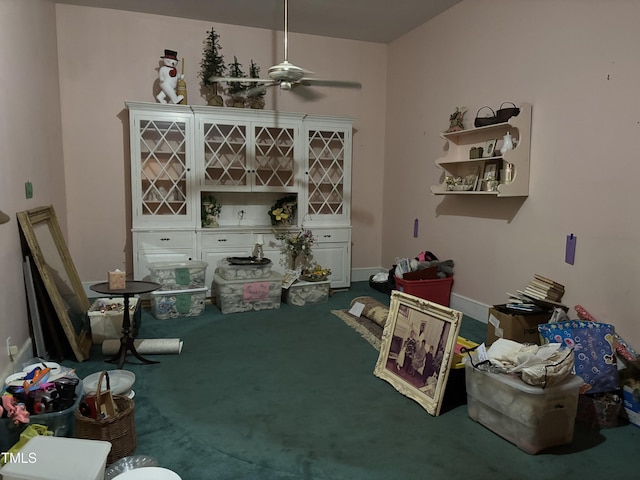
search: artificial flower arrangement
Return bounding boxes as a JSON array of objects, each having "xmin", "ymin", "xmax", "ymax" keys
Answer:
[
  {"xmin": 275, "ymin": 228, "xmax": 314, "ymax": 269},
  {"xmin": 301, "ymin": 263, "xmax": 332, "ymax": 282},
  {"xmin": 201, "ymin": 194, "xmax": 222, "ymax": 227},
  {"xmin": 269, "ymin": 195, "xmax": 297, "ymax": 226}
]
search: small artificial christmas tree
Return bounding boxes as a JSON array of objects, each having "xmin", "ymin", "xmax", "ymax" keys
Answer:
[
  {"xmin": 226, "ymin": 56, "xmax": 248, "ymax": 108},
  {"xmin": 246, "ymin": 59, "xmax": 266, "ymax": 110},
  {"xmin": 199, "ymin": 27, "xmax": 226, "ymax": 106}
]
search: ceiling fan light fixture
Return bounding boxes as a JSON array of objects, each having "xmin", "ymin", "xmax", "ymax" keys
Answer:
[{"xmin": 220, "ymin": 0, "xmax": 361, "ymax": 98}]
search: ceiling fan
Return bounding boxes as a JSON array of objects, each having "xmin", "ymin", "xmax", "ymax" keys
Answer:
[{"xmin": 209, "ymin": 0, "xmax": 362, "ymax": 98}]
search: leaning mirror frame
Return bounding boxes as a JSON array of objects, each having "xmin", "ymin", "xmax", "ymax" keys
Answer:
[{"xmin": 17, "ymin": 205, "xmax": 92, "ymax": 362}]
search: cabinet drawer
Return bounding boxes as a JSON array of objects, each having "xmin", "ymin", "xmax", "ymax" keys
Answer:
[
  {"xmin": 312, "ymin": 229, "xmax": 350, "ymax": 243},
  {"xmin": 136, "ymin": 231, "xmax": 194, "ymax": 249},
  {"xmin": 200, "ymin": 232, "xmax": 255, "ymax": 248},
  {"xmin": 200, "ymin": 232, "xmax": 279, "ymax": 248}
]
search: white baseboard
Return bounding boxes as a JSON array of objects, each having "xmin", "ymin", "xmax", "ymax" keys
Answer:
[
  {"xmin": 82, "ymin": 281, "xmax": 102, "ymax": 299},
  {"xmin": 0, "ymin": 337, "xmax": 34, "ymax": 381},
  {"xmin": 351, "ymin": 267, "xmax": 386, "ymax": 283},
  {"xmin": 450, "ymin": 293, "xmax": 490, "ymax": 323}
]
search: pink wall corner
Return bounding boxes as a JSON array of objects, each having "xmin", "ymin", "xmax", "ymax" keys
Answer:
[
  {"xmin": 0, "ymin": 0, "xmax": 67, "ymax": 374},
  {"xmin": 383, "ymin": 0, "xmax": 640, "ymax": 346}
]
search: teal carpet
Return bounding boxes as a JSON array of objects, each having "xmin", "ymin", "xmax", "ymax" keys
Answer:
[{"xmin": 64, "ymin": 282, "xmax": 640, "ymax": 479}]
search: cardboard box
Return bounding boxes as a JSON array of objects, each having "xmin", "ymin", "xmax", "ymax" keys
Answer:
[
  {"xmin": 486, "ymin": 305, "xmax": 552, "ymax": 346},
  {"xmin": 623, "ymin": 385, "xmax": 640, "ymax": 428}
]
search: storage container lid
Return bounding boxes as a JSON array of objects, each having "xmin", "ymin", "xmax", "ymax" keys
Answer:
[
  {"xmin": 213, "ymin": 271, "xmax": 283, "ymax": 284},
  {"xmin": 147, "ymin": 260, "xmax": 208, "ymax": 270},
  {"xmin": 0, "ymin": 436, "xmax": 111, "ymax": 479},
  {"xmin": 465, "ymin": 362, "xmax": 583, "ymax": 394},
  {"xmin": 150, "ymin": 286, "xmax": 208, "ymax": 296}
]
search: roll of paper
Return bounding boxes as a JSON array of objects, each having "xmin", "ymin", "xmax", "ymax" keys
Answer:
[{"xmin": 102, "ymin": 338, "xmax": 183, "ymax": 355}]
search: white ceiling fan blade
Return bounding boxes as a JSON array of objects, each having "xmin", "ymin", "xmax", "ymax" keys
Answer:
[
  {"xmin": 290, "ymin": 83, "xmax": 324, "ymax": 101},
  {"xmin": 208, "ymin": 76, "xmax": 272, "ymax": 83},
  {"xmin": 300, "ymin": 78, "xmax": 362, "ymax": 89},
  {"xmin": 244, "ymin": 82, "xmax": 278, "ymax": 97}
]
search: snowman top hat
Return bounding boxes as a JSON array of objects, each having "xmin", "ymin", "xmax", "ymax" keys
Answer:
[{"xmin": 161, "ymin": 49, "xmax": 178, "ymax": 60}]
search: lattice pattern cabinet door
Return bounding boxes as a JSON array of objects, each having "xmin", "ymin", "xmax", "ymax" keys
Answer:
[
  {"xmin": 303, "ymin": 117, "xmax": 353, "ymax": 226},
  {"xmin": 128, "ymin": 102, "xmax": 195, "ymax": 227},
  {"xmin": 194, "ymin": 108, "xmax": 301, "ymax": 193}
]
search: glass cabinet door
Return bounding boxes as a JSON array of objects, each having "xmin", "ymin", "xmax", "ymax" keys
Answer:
[
  {"xmin": 134, "ymin": 115, "xmax": 193, "ymax": 226},
  {"xmin": 305, "ymin": 126, "xmax": 351, "ymax": 224},
  {"xmin": 252, "ymin": 124, "xmax": 296, "ymax": 191},
  {"xmin": 201, "ymin": 121, "xmax": 249, "ymax": 188}
]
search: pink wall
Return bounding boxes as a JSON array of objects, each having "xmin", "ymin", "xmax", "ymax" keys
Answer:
[
  {"xmin": 3, "ymin": 0, "xmax": 639, "ymax": 376},
  {"xmin": 55, "ymin": 5, "xmax": 387, "ymax": 283},
  {"xmin": 0, "ymin": 0, "xmax": 67, "ymax": 373},
  {"xmin": 384, "ymin": 0, "xmax": 640, "ymax": 345}
]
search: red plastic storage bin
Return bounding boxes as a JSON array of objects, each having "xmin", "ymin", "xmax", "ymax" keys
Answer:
[{"xmin": 394, "ymin": 275, "xmax": 454, "ymax": 306}]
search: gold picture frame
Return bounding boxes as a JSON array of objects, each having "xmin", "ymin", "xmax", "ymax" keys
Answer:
[
  {"xmin": 373, "ymin": 291, "xmax": 462, "ymax": 416},
  {"xmin": 17, "ymin": 205, "xmax": 92, "ymax": 362}
]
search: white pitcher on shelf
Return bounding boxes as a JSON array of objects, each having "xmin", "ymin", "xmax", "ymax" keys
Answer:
[{"xmin": 500, "ymin": 131, "xmax": 514, "ymax": 155}]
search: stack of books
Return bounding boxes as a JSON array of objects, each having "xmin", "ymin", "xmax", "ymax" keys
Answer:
[
  {"xmin": 507, "ymin": 274, "xmax": 566, "ymax": 309},
  {"xmin": 523, "ymin": 274, "xmax": 565, "ymax": 302}
]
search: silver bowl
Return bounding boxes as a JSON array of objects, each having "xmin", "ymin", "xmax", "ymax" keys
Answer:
[{"xmin": 104, "ymin": 455, "xmax": 158, "ymax": 479}]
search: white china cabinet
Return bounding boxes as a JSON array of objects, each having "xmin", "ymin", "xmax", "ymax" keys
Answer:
[{"xmin": 127, "ymin": 102, "xmax": 353, "ymax": 290}]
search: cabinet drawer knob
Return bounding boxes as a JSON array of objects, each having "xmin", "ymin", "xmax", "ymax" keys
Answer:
[
  {"xmin": 323, "ymin": 234, "xmax": 332, "ymax": 238},
  {"xmin": 161, "ymin": 237, "xmax": 170, "ymax": 241},
  {"xmin": 218, "ymin": 238, "xmax": 227, "ymax": 242}
]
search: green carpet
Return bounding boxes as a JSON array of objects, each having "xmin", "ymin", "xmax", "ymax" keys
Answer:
[{"xmin": 63, "ymin": 282, "xmax": 640, "ymax": 479}]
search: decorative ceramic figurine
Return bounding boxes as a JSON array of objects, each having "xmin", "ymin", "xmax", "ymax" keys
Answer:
[
  {"xmin": 156, "ymin": 49, "xmax": 184, "ymax": 104},
  {"xmin": 500, "ymin": 131, "xmax": 514, "ymax": 155},
  {"xmin": 446, "ymin": 107, "xmax": 466, "ymax": 133}
]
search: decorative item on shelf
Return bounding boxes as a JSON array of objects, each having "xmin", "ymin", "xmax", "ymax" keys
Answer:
[
  {"xmin": 503, "ymin": 162, "xmax": 514, "ymax": 184},
  {"xmin": 446, "ymin": 107, "xmax": 466, "ymax": 133},
  {"xmin": 156, "ymin": 49, "xmax": 184, "ymax": 105},
  {"xmin": 275, "ymin": 228, "xmax": 314, "ymax": 270},
  {"xmin": 500, "ymin": 131, "xmax": 514, "ymax": 155},
  {"xmin": 199, "ymin": 27, "xmax": 226, "ymax": 107},
  {"xmin": 269, "ymin": 195, "xmax": 297, "ymax": 226},
  {"xmin": 301, "ymin": 263, "xmax": 332, "ymax": 282},
  {"xmin": 201, "ymin": 194, "xmax": 221, "ymax": 227},
  {"xmin": 176, "ymin": 57, "xmax": 187, "ymax": 105},
  {"xmin": 474, "ymin": 106, "xmax": 499, "ymax": 127},
  {"xmin": 496, "ymin": 102, "xmax": 520, "ymax": 122},
  {"xmin": 445, "ymin": 175, "xmax": 476, "ymax": 191},
  {"xmin": 485, "ymin": 179, "xmax": 499, "ymax": 192},
  {"xmin": 483, "ymin": 139, "xmax": 498, "ymax": 157},
  {"xmin": 469, "ymin": 146, "xmax": 484, "ymax": 159},
  {"xmin": 226, "ymin": 56, "xmax": 248, "ymax": 108},
  {"xmin": 246, "ymin": 59, "xmax": 266, "ymax": 109}
]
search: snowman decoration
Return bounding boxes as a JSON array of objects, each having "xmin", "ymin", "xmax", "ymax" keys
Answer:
[{"xmin": 156, "ymin": 49, "xmax": 184, "ymax": 104}]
